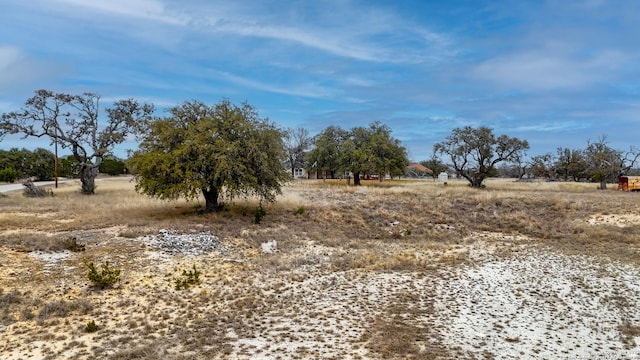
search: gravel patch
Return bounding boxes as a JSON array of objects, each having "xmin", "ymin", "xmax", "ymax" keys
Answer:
[{"xmin": 141, "ymin": 229, "xmax": 228, "ymax": 256}]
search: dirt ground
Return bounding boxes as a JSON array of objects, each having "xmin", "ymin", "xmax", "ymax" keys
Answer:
[{"xmin": 1, "ymin": 178, "xmax": 640, "ymax": 359}]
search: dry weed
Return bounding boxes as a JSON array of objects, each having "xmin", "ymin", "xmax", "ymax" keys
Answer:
[{"xmin": 1, "ymin": 177, "xmax": 639, "ymax": 358}]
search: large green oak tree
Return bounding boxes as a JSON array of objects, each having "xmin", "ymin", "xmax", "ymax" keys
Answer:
[{"xmin": 127, "ymin": 100, "xmax": 289, "ymax": 212}]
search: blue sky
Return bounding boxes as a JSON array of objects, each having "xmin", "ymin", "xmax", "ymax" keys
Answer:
[{"xmin": 1, "ymin": 0, "xmax": 638, "ymax": 161}]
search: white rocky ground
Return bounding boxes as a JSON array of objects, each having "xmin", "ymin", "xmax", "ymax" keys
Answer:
[
  {"xmin": 431, "ymin": 249, "xmax": 640, "ymax": 359},
  {"xmin": 230, "ymin": 246, "xmax": 640, "ymax": 359},
  {"xmin": 3, "ymin": 224, "xmax": 640, "ymax": 359}
]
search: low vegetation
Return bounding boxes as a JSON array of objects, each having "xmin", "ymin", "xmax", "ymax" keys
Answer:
[
  {"xmin": 174, "ymin": 265, "xmax": 202, "ymax": 290},
  {"xmin": 83, "ymin": 259, "xmax": 121, "ymax": 289},
  {"xmin": 0, "ymin": 177, "xmax": 639, "ymax": 359}
]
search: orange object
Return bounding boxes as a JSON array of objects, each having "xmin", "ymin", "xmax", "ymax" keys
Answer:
[{"xmin": 618, "ymin": 176, "xmax": 640, "ymax": 191}]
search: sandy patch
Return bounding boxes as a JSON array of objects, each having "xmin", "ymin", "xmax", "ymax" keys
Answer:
[
  {"xmin": 230, "ymin": 271, "xmax": 431, "ymax": 358},
  {"xmin": 29, "ymin": 250, "xmax": 73, "ymax": 273},
  {"xmin": 587, "ymin": 214, "xmax": 640, "ymax": 227},
  {"xmin": 432, "ymin": 250, "xmax": 640, "ymax": 359}
]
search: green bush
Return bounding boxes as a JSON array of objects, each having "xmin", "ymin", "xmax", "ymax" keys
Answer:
[
  {"xmin": 0, "ymin": 148, "xmax": 55, "ymax": 180},
  {"xmin": 85, "ymin": 320, "xmax": 99, "ymax": 333},
  {"xmin": 254, "ymin": 204, "xmax": 267, "ymax": 224},
  {"xmin": 174, "ymin": 264, "xmax": 201, "ymax": 290},
  {"xmin": 26, "ymin": 148, "xmax": 55, "ymax": 181},
  {"xmin": 99, "ymin": 156, "xmax": 126, "ymax": 176},
  {"xmin": 83, "ymin": 259, "xmax": 121, "ymax": 289},
  {"xmin": 0, "ymin": 168, "xmax": 18, "ymax": 183},
  {"xmin": 58, "ymin": 155, "xmax": 81, "ymax": 178}
]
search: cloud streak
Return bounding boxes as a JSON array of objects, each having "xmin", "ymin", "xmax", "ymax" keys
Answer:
[
  {"xmin": 1, "ymin": 0, "xmax": 639, "ymax": 161},
  {"xmin": 471, "ymin": 49, "xmax": 627, "ymax": 91},
  {"xmin": 52, "ymin": 0, "xmax": 188, "ymax": 25}
]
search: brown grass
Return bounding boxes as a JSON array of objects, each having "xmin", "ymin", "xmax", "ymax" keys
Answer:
[{"xmin": 1, "ymin": 177, "xmax": 639, "ymax": 358}]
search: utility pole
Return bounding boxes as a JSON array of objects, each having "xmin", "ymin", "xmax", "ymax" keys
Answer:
[{"xmin": 54, "ymin": 124, "xmax": 58, "ymax": 188}]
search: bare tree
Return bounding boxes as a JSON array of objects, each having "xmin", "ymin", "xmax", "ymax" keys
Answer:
[
  {"xmin": 584, "ymin": 135, "xmax": 637, "ymax": 190},
  {"xmin": 1, "ymin": 90, "xmax": 154, "ymax": 194},
  {"xmin": 283, "ymin": 127, "xmax": 311, "ymax": 177},
  {"xmin": 622, "ymin": 146, "xmax": 640, "ymax": 174},
  {"xmin": 529, "ymin": 153, "xmax": 554, "ymax": 179},
  {"xmin": 554, "ymin": 147, "xmax": 588, "ymax": 182},
  {"xmin": 434, "ymin": 126, "xmax": 529, "ymax": 188}
]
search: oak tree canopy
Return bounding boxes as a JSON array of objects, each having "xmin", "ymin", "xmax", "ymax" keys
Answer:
[{"xmin": 127, "ymin": 100, "xmax": 289, "ymax": 212}]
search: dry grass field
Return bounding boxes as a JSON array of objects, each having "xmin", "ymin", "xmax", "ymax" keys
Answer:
[{"xmin": 1, "ymin": 176, "xmax": 640, "ymax": 359}]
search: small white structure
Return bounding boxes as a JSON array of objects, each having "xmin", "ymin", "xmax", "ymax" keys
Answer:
[{"xmin": 438, "ymin": 172, "xmax": 449, "ymax": 181}]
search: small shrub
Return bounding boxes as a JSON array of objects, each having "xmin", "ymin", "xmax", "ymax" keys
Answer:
[
  {"xmin": 619, "ymin": 321, "xmax": 640, "ymax": 348},
  {"xmin": 0, "ymin": 289, "xmax": 22, "ymax": 306},
  {"xmin": 294, "ymin": 206, "xmax": 306, "ymax": 215},
  {"xmin": 85, "ymin": 320, "xmax": 99, "ymax": 333},
  {"xmin": 83, "ymin": 259, "xmax": 121, "ymax": 289},
  {"xmin": 20, "ymin": 307, "xmax": 34, "ymax": 321},
  {"xmin": 37, "ymin": 299, "xmax": 93, "ymax": 322},
  {"xmin": 254, "ymin": 204, "xmax": 267, "ymax": 224},
  {"xmin": 174, "ymin": 264, "xmax": 201, "ymax": 290},
  {"xmin": 22, "ymin": 179, "xmax": 54, "ymax": 197},
  {"xmin": 0, "ymin": 168, "xmax": 18, "ymax": 183},
  {"xmin": 62, "ymin": 237, "xmax": 85, "ymax": 252},
  {"xmin": 505, "ymin": 336, "xmax": 520, "ymax": 343}
]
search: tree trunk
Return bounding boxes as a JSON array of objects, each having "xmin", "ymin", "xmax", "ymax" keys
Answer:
[
  {"xmin": 202, "ymin": 187, "xmax": 220, "ymax": 212},
  {"xmin": 80, "ymin": 164, "xmax": 99, "ymax": 194},
  {"xmin": 599, "ymin": 180, "xmax": 607, "ymax": 190},
  {"xmin": 470, "ymin": 176, "xmax": 485, "ymax": 188},
  {"xmin": 353, "ymin": 172, "xmax": 361, "ymax": 186}
]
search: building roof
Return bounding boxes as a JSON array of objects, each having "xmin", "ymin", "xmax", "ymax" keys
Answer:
[{"xmin": 408, "ymin": 162, "xmax": 432, "ymax": 173}]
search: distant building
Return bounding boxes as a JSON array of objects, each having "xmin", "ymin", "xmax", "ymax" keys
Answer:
[{"xmin": 407, "ymin": 163, "xmax": 432, "ymax": 177}]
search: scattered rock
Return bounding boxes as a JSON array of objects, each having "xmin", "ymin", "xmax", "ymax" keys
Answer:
[
  {"xmin": 261, "ymin": 239, "xmax": 277, "ymax": 254},
  {"xmin": 142, "ymin": 230, "xmax": 227, "ymax": 256}
]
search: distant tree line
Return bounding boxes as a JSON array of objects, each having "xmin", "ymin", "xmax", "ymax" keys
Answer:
[
  {"xmin": 0, "ymin": 148, "xmax": 55, "ymax": 182},
  {"xmin": 0, "ymin": 147, "xmax": 127, "ymax": 183},
  {"xmin": 2, "ymin": 89, "xmax": 639, "ymax": 202},
  {"xmin": 429, "ymin": 128, "xmax": 638, "ymax": 189},
  {"xmin": 523, "ymin": 136, "xmax": 639, "ymax": 189},
  {"xmin": 303, "ymin": 121, "xmax": 409, "ymax": 185}
]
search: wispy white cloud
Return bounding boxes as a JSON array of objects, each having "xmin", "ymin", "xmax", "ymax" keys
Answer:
[
  {"xmin": 99, "ymin": 0, "xmax": 452, "ymax": 64},
  {"xmin": 212, "ymin": 21, "xmax": 383, "ymax": 62},
  {"xmin": 470, "ymin": 49, "xmax": 626, "ymax": 91},
  {"xmin": 2, "ymin": 1, "xmax": 639, "ymax": 160},
  {"xmin": 51, "ymin": 0, "xmax": 188, "ymax": 25},
  {"xmin": 0, "ymin": 46, "xmax": 65, "ymax": 94},
  {"xmin": 209, "ymin": 70, "xmax": 336, "ymax": 99},
  {"xmin": 513, "ymin": 122, "xmax": 589, "ymax": 133}
]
